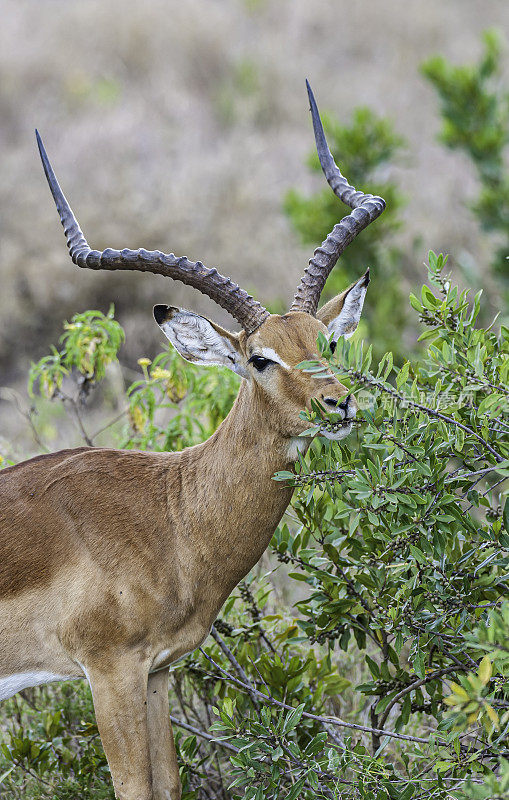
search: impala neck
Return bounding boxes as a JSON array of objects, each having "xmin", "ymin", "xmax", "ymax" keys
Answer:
[{"xmin": 177, "ymin": 379, "xmax": 296, "ymax": 593}]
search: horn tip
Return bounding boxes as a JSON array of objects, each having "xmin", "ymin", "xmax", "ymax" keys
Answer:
[
  {"xmin": 362, "ymin": 267, "xmax": 370, "ymax": 286},
  {"xmin": 35, "ymin": 129, "xmax": 50, "ymax": 169},
  {"xmin": 35, "ymin": 128, "xmax": 43, "ymax": 151},
  {"xmin": 305, "ymin": 78, "xmax": 315, "ymax": 104}
]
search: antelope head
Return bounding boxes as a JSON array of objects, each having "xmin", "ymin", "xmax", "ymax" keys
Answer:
[{"xmin": 37, "ymin": 81, "xmax": 385, "ymax": 449}]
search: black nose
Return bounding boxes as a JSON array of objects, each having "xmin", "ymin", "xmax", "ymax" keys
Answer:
[
  {"xmin": 338, "ymin": 394, "xmax": 351, "ymax": 411},
  {"xmin": 323, "ymin": 397, "xmax": 339, "ymax": 408}
]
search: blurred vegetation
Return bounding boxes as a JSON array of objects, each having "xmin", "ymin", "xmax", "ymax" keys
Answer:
[
  {"xmin": 283, "ymin": 28, "xmax": 509, "ymax": 367},
  {"xmin": 1, "ymin": 252, "xmax": 508, "ymax": 799},
  {"xmin": 422, "ymin": 29, "xmax": 509, "ymax": 303},
  {"xmin": 1, "ymin": 24, "xmax": 509, "ymax": 800}
]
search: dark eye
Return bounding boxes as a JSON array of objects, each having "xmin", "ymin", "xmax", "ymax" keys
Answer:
[
  {"xmin": 248, "ymin": 355, "xmax": 272, "ymax": 372},
  {"xmin": 329, "ymin": 340, "xmax": 337, "ymax": 354}
]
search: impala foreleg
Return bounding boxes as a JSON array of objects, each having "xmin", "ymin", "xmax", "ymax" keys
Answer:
[
  {"xmin": 85, "ymin": 657, "xmax": 153, "ymax": 800},
  {"xmin": 147, "ymin": 668, "xmax": 181, "ymax": 800}
]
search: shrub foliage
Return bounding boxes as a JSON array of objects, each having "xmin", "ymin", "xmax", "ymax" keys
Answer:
[
  {"xmin": 0, "ymin": 252, "xmax": 508, "ymax": 799},
  {"xmin": 422, "ymin": 29, "xmax": 509, "ymax": 298}
]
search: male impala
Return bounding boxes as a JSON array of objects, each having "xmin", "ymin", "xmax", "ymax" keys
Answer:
[{"xmin": 0, "ymin": 83, "xmax": 384, "ymax": 800}]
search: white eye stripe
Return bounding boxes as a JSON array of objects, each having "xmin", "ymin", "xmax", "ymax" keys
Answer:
[{"xmin": 258, "ymin": 348, "xmax": 290, "ymax": 370}]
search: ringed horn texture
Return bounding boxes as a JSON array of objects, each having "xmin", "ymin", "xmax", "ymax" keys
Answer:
[
  {"xmin": 291, "ymin": 80, "xmax": 386, "ymax": 316},
  {"xmin": 37, "ymin": 81, "xmax": 385, "ymax": 330},
  {"xmin": 35, "ymin": 131, "xmax": 269, "ymax": 335}
]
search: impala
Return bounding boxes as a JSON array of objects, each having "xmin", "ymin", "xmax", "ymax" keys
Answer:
[{"xmin": 0, "ymin": 82, "xmax": 385, "ymax": 800}]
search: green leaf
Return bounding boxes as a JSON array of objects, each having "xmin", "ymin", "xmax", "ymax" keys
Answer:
[
  {"xmin": 409, "ymin": 545, "xmax": 426, "ymax": 565},
  {"xmin": 478, "ymin": 655, "xmax": 492, "ymax": 685},
  {"xmin": 0, "ymin": 766, "xmax": 14, "ymax": 784},
  {"xmin": 454, "ymin": 426, "xmax": 465, "ymax": 452},
  {"xmin": 282, "ymin": 704, "xmax": 305, "ymax": 734},
  {"xmin": 286, "ymin": 777, "xmax": 307, "ymax": 800},
  {"xmin": 409, "ymin": 293, "xmax": 422, "ymax": 313},
  {"xmin": 413, "ymin": 649, "xmax": 425, "ymax": 679},
  {"xmin": 494, "ymin": 459, "xmax": 509, "ymax": 478},
  {"xmin": 365, "ymin": 655, "xmax": 380, "ymax": 679},
  {"xmin": 396, "ymin": 361, "xmax": 410, "ymax": 390}
]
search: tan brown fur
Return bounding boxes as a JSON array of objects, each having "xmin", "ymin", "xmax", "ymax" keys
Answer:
[
  {"xmin": 0, "ymin": 309, "xmax": 359, "ymax": 800},
  {"xmin": 29, "ymin": 81, "xmax": 379, "ymax": 796}
]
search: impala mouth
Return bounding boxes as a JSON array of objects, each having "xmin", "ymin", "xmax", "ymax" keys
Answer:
[{"xmin": 319, "ymin": 420, "xmax": 353, "ymax": 440}]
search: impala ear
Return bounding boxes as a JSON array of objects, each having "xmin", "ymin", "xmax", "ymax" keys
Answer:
[
  {"xmin": 316, "ymin": 269, "xmax": 370, "ymax": 341},
  {"xmin": 153, "ymin": 305, "xmax": 247, "ymax": 377}
]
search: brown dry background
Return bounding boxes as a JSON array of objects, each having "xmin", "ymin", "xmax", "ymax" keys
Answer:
[{"xmin": 1, "ymin": 0, "xmax": 508, "ymax": 455}]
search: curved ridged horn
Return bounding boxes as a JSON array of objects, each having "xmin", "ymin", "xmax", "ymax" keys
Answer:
[
  {"xmin": 291, "ymin": 81, "xmax": 386, "ymax": 316},
  {"xmin": 36, "ymin": 131, "xmax": 269, "ymax": 335}
]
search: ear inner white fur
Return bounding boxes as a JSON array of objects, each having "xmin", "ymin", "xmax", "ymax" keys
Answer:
[
  {"xmin": 158, "ymin": 309, "xmax": 248, "ymax": 378},
  {"xmin": 328, "ymin": 278, "xmax": 368, "ymax": 341}
]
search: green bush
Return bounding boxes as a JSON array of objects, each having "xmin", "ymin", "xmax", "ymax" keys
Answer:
[
  {"xmin": 422, "ymin": 29, "xmax": 509, "ymax": 303},
  {"xmin": 1, "ymin": 32, "xmax": 508, "ymax": 797},
  {"xmin": 1, "ymin": 251, "xmax": 507, "ymax": 799}
]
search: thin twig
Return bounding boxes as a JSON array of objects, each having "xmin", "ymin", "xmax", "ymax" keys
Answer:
[
  {"xmin": 336, "ymin": 365, "xmax": 504, "ymax": 464},
  {"xmin": 199, "ymin": 648, "xmax": 447, "ymax": 746},
  {"xmin": 169, "ymin": 715, "xmax": 239, "ymax": 753},
  {"xmin": 204, "ymin": 701, "xmax": 228, "ymax": 800},
  {"xmin": 464, "ymin": 476, "xmax": 507, "ymax": 514},
  {"xmin": 378, "ymin": 666, "xmax": 462, "ymax": 728},
  {"xmin": 210, "ymin": 626, "xmax": 260, "ymax": 711},
  {"xmin": 67, "ymin": 397, "xmax": 94, "ymax": 446},
  {"xmin": 0, "ymin": 388, "xmax": 49, "ymax": 453},
  {"xmin": 322, "ymin": 723, "xmax": 346, "ymax": 750},
  {"xmin": 90, "ymin": 408, "xmax": 128, "ymax": 440}
]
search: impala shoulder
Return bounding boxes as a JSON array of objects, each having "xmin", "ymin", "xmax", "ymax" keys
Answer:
[{"xmin": 0, "ymin": 447, "xmax": 93, "ymax": 478}]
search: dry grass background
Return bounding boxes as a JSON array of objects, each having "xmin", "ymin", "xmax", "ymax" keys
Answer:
[{"xmin": 1, "ymin": 0, "xmax": 508, "ymax": 450}]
